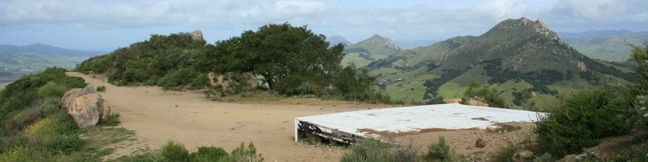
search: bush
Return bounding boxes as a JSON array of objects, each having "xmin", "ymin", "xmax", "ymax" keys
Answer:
[
  {"xmin": 229, "ymin": 142, "xmax": 263, "ymax": 162},
  {"xmin": 490, "ymin": 143, "xmax": 516, "ymax": 162},
  {"xmin": 341, "ymin": 139, "xmax": 392, "ymax": 162},
  {"xmin": 535, "ymin": 88, "xmax": 634, "ymax": 156},
  {"xmin": 96, "ymin": 86, "xmax": 106, "ymax": 92},
  {"xmin": 425, "ymin": 137, "xmax": 452, "ymax": 162},
  {"xmin": 189, "ymin": 146, "xmax": 228, "ymax": 162},
  {"xmin": 36, "ymin": 134, "xmax": 85, "ymax": 154},
  {"xmin": 24, "ymin": 113, "xmax": 78, "ymax": 138},
  {"xmin": 161, "ymin": 141, "xmax": 189, "ymax": 161}
]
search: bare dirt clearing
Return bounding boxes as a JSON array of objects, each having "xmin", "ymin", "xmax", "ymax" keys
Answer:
[
  {"xmin": 67, "ymin": 72, "xmax": 536, "ymax": 161},
  {"xmin": 67, "ymin": 72, "xmax": 386, "ymax": 162}
]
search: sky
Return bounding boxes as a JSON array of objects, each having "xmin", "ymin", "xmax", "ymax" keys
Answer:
[{"xmin": 1, "ymin": 0, "xmax": 647, "ymax": 51}]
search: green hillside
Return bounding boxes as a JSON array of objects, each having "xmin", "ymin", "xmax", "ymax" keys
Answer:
[
  {"xmin": 341, "ymin": 35, "xmax": 400, "ymax": 67},
  {"xmin": 367, "ymin": 18, "xmax": 635, "ymax": 110},
  {"xmin": 0, "ymin": 44, "xmax": 102, "ymax": 84},
  {"xmin": 564, "ymin": 35, "xmax": 648, "ymax": 62}
]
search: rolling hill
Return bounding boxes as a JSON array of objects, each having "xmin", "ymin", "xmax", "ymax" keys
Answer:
[
  {"xmin": 366, "ymin": 18, "xmax": 635, "ymax": 110},
  {"xmin": 341, "ymin": 35, "xmax": 400, "ymax": 67},
  {"xmin": 0, "ymin": 44, "xmax": 102, "ymax": 83},
  {"xmin": 561, "ymin": 30, "xmax": 648, "ymax": 62}
]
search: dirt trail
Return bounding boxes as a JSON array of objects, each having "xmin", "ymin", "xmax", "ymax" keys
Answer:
[{"xmin": 67, "ymin": 72, "xmax": 384, "ymax": 162}]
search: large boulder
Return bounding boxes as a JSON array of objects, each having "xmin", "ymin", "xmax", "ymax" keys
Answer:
[
  {"xmin": 191, "ymin": 30, "xmax": 204, "ymax": 41},
  {"xmin": 62, "ymin": 87, "xmax": 104, "ymax": 128}
]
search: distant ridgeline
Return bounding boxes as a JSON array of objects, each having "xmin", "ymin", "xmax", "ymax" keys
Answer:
[
  {"xmin": 0, "ymin": 44, "xmax": 102, "ymax": 83},
  {"xmin": 76, "ymin": 25, "xmax": 388, "ymax": 103},
  {"xmin": 363, "ymin": 18, "xmax": 636, "ymax": 110}
]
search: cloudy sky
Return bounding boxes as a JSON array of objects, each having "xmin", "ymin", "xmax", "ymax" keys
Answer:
[{"xmin": 1, "ymin": 0, "xmax": 647, "ymax": 51}]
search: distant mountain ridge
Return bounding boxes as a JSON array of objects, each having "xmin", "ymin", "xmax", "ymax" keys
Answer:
[
  {"xmin": 559, "ymin": 30, "xmax": 648, "ymax": 62},
  {"xmin": 0, "ymin": 44, "xmax": 102, "ymax": 59},
  {"xmin": 364, "ymin": 17, "xmax": 634, "ymax": 109},
  {"xmin": 0, "ymin": 43, "xmax": 103, "ymax": 83},
  {"xmin": 327, "ymin": 35, "xmax": 352, "ymax": 46},
  {"xmin": 341, "ymin": 34, "xmax": 400, "ymax": 67}
]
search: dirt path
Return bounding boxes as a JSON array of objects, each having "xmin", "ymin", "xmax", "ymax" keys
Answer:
[{"xmin": 67, "ymin": 72, "xmax": 385, "ymax": 162}]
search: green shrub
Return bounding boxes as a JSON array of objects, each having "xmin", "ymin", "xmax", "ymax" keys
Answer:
[
  {"xmin": 0, "ymin": 146, "xmax": 49, "ymax": 162},
  {"xmin": 161, "ymin": 141, "xmax": 189, "ymax": 161},
  {"xmin": 490, "ymin": 143, "xmax": 516, "ymax": 162},
  {"xmin": 36, "ymin": 135, "xmax": 85, "ymax": 154},
  {"xmin": 531, "ymin": 153, "xmax": 553, "ymax": 162},
  {"xmin": 535, "ymin": 88, "xmax": 634, "ymax": 156},
  {"xmin": 37, "ymin": 82, "xmax": 67, "ymax": 99},
  {"xmin": 38, "ymin": 97, "xmax": 61, "ymax": 116},
  {"xmin": 341, "ymin": 139, "xmax": 392, "ymax": 162},
  {"xmin": 24, "ymin": 113, "xmax": 78, "ymax": 137},
  {"xmin": 189, "ymin": 146, "xmax": 228, "ymax": 162},
  {"xmin": 124, "ymin": 151, "xmax": 164, "ymax": 162},
  {"xmin": 425, "ymin": 137, "xmax": 452, "ymax": 162},
  {"xmin": 230, "ymin": 142, "xmax": 263, "ymax": 162},
  {"xmin": 96, "ymin": 86, "xmax": 106, "ymax": 92}
]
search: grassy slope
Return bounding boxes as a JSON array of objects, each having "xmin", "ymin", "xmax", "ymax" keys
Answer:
[
  {"xmin": 341, "ymin": 52, "xmax": 373, "ymax": 67},
  {"xmin": 566, "ymin": 35, "xmax": 648, "ymax": 62}
]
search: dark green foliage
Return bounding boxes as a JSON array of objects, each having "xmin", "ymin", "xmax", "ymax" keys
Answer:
[
  {"xmin": 490, "ymin": 143, "xmax": 516, "ymax": 162},
  {"xmin": 512, "ymin": 89, "xmax": 534, "ymax": 106},
  {"xmin": 463, "ymin": 83, "xmax": 506, "ymax": 108},
  {"xmin": 125, "ymin": 142, "xmax": 262, "ymax": 162},
  {"xmin": 0, "ymin": 68, "xmax": 86, "ymax": 135},
  {"xmin": 161, "ymin": 141, "xmax": 189, "ymax": 161},
  {"xmin": 482, "ymin": 59, "xmax": 562, "ymax": 95},
  {"xmin": 200, "ymin": 23, "xmax": 345, "ymax": 93},
  {"xmin": 425, "ymin": 137, "xmax": 452, "ymax": 162},
  {"xmin": 335, "ymin": 66, "xmax": 389, "ymax": 103},
  {"xmin": 76, "ymin": 32, "xmax": 207, "ymax": 89},
  {"xmin": 535, "ymin": 88, "xmax": 634, "ymax": 157},
  {"xmin": 157, "ymin": 68, "xmax": 206, "ymax": 90},
  {"xmin": 189, "ymin": 146, "xmax": 228, "ymax": 162},
  {"xmin": 96, "ymin": 86, "xmax": 106, "ymax": 92},
  {"xmin": 423, "ymin": 69, "xmax": 463, "ymax": 99},
  {"xmin": 632, "ymin": 44, "xmax": 648, "ymax": 95},
  {"xmin": 341, "ymin": 139, "xmax": 392, "ymax": 162},
  {"xmin": 77, "ymin": 24, "xmax": 383, "ymax": 103}
]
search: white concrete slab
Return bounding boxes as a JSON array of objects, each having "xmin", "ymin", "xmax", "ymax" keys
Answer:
[{"xmin": 295, "ymin": 103, "xmax": 545, "ymax": 141}]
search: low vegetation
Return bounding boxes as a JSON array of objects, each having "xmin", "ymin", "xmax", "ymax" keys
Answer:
[
  {"xmin": 340, "ymin": 138, "xmax": 453, "ymax": 162},
  {"xmin": 124, "ymin": 141, "xmax": 263, "ymax": 162},
  {"xmin": 76, "ymin": 23, "xmax": 388, "ymax": 103},
  {"xmin": 0, "ymin": 67, "xmax": 129, "ymax": 161},
  {"xmin": 482, "ymin": 44, "xmax": 648, "ymax": 161},
  {"xmin": 462, "ymin": 83, "xmax": 506, "ymax": 108}
]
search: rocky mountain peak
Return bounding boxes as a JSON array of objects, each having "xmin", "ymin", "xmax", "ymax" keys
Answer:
[{"xmin": 492, "ymin": 17, "xmax": 560, "ymax": 41}]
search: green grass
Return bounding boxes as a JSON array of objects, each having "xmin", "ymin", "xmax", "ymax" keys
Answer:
[
  {"xmin": 381, "ymin": 67, "xmax": 439, "ymax": 103},
  {"xmin": 438, "ymin": 82, "xmax": 465, "ymax": 99},
  {"xmin": 341, "ymin": 53, "xmax": 373, "ymax": 67}
]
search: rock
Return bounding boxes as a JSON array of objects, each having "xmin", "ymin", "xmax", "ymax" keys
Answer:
[
  {"xmin": 62, "ymin": 87, "xmax": 104, "ymax": 128},
  {"xmin": 191, "ymin": 30, "xmax": 204, "ymax": 41},
  {"xmin": 512, "ymin": 149, "xmax": 534, "ymax": 162},
  {"xmin": 474, "ymin": 138, "xmax": 486, "ymax": 148}
]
